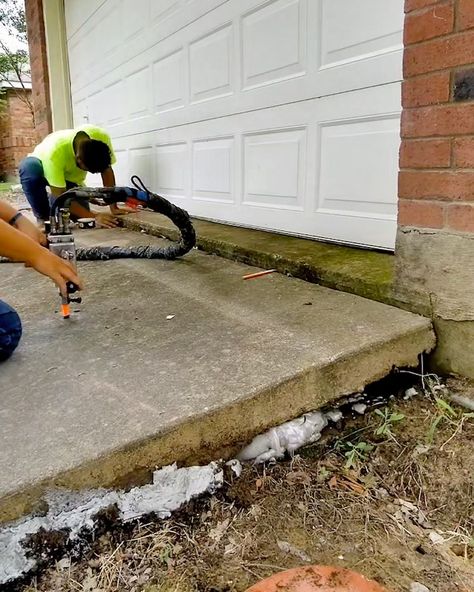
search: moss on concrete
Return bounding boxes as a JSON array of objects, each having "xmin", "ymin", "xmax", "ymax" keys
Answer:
[{"xmin": 123, "ymin": 213, "xmax": 399, "ymax": 308}]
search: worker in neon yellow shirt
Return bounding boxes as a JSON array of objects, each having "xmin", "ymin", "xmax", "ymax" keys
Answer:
[{"xmin": 19, "ymin": 124, "xmax": 128, "ymax": 229}]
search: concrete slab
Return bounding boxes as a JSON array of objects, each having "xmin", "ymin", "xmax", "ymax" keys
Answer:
[
  {"xmin": 122, "ymin": 212, "xmax": 398, "ymax": 307},
  {"xmin": 0, "ymin": 228, "xmax": 434, "ymax": 523}
]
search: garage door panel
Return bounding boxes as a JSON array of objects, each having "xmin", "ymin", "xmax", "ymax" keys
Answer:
[
  {"xmin": 126, "ymin": 67, "xmax": 152, "ymax": 119},
  {"xmin": 156, "ymin": 143, "xmax": 189, "ymax": 199},
  {"xmin": 103, "ymin": 80, "xmax": 124, "ymax": 125},
  {"xmin": 113, "ymin": 150, "xmax": 130, "ymax": 185},
  {"xmin": 67, "ymin": 2, "xmax": 122, "ymax": 93},
  {"xmin": 150, "ymin": 0, "xmax": 182, "ymax": 23},
  {"xmin": 66, "ymin": 0, "xmax": 229, "ymax": 96},
  {"xmin": 91, "ymin": 49, "xmax": 402, "ymax": 144},
  {"xmin": 241, "ymin": 0, "xmax": 307, "ymax": 90},
  {"xmin": 122, "ymin": 0, "xmax": 150, "ymax": 38},
  {"xmin": 189, "ymin": 24, "xmax": 234, "ymax": 104},
  {"xmin": 67, "ymin": 0, "xmax": 402, "ymax": 249},
  {"xmin": 317, "ymin": 117, "xmax": 400, "ymax": 218},
  {"xmin": 153, "ymin": 49, "xmax": 186, "ymax": 113},
  {"xmin": 95, "ymin": 4, "xmax": 122, "ymax": 57},
  {"xmin": 192, "ymin": 138, "xmax": 234, "ymax": 203},
  {"xmin": 107, "ymin": 83, "xmax": 399, "ymax": 248},
  {"xmin": 243, "ymin": 128, "xmax": 306, "ymax": 210},
  {"xmin": 94, "ymin": 52, "xmax": 402, "ymax": 142},
  {"xmin": 86, "ymin": 91, "xmax": 107, "ymax": 127},
  {"xmin": 319, "ymin": 0, "xmax": 404, "ymax": 68},
  {"xmin": 69, "ymin": 0, "xmax": 402, "ymax": 121},
  {"xmin": 129, "ymin": 147, "xmax": 155, "ymax": 189},
  {"xmin": 65, "ymin": 0, "xmax": 106, "ymax": 39},
  {"xmin": 72, "ymin": 99, "xmax": 87, "ymax": 127}
]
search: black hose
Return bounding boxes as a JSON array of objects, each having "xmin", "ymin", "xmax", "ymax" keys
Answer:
[
  {"xmin": 55, "ymin": 177, "xmax": 196, "ymax": 260},
  {"xmin": 1, "ymin": 178, "xmax": 196, "ymax": 263},
  {"xmin": 75, "ymin": 244, "xmax": 184, "ymax": 261}
]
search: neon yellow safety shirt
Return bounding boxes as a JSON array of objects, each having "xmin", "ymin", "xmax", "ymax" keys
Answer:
[{"xmin": 30, "ymin": 124, "xmax": 117, "ymax": 188}]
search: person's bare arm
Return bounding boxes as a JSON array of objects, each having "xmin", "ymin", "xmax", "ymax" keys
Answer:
[
  {"xmin": 101, "ymin": 167, "xmax": 115, "ymax": 188},
  {"xmin": 50, "ymin": 186, "xmax": 118, "ymax": 229},
  {"xmin": 0, "ymin": 200, "xmax": 20, "ymax": 222},
  {"xmin": 101, "ymin": 167, "xmax": 135, "ymax": 215},
  {"xmin": 0, "ymin": 200, "xmax": 46, "ymax": 245},
  {"xmin": 50, "ymin": 186, "xmax": 89, "ymax": 218},
  {"xmin": 0, "ymin": 219, "xmax": 83, "ymax": 296}
]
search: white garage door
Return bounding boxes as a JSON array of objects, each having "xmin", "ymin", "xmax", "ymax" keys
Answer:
[{"xmin": 65, "ymin": 0, "xmax": 404, "ymax": 249}]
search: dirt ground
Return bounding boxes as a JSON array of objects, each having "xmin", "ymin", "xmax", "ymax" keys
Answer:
[{"xmin": 18, "ymin": 376, "xmax": 474, "ymax": 592}]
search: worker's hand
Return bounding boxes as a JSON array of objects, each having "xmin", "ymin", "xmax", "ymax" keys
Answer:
[
  {"xmin": 96, "ymin": 212, "xmax": 119, "ymax": 228},
  {"xmin": 109, "ymin": 204, "xmax": 137, "ymax": 216},
  {"xmin": 27, "ymin": 249, "xmax": 84, "ymax": 297},
  {"xmin": 15, "ymin": 215, "xmax": 47, "ymax": 246}
]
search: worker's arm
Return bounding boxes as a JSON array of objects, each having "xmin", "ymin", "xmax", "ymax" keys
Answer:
[
  {"xmin": 101, "ymin": 167, "xmax": 135, "ymax": 215},
  {"xmin": 0, "ymin": 200, "xmax": 46, "ymax": 245},
  {"xmin": 0, "ymin": 219, "xmax": 83, "ymax": 296},
  {"xmin": 50, "ymin": 186, "xmax": 118, "ymax": 229},
  {"xmin": 101, "ymin": 167, "xmax": 115, "ymax": 188}
]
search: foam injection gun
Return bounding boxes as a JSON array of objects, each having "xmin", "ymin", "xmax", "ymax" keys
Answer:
[{"xmin": 45, "ymin": 209, "xmax": 81, "ymax": 319}]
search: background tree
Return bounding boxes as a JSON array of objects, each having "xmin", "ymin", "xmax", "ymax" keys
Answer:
[{"xmin": 0, "ymin": 0, "xmax": 34, "ymax": 121}]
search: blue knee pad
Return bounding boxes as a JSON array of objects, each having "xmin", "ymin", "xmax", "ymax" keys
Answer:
[{"xmin": 0, "ymin": 301, "xmax": 22, "ymax": 361}]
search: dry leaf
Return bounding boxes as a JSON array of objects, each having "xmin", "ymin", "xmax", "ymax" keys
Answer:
[{"xmin": 328, "ymin": 474, "xmax": 366, "ymax": 495}]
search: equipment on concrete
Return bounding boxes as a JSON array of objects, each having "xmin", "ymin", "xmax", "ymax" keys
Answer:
[
  {"xmin": 47, "ymin": 175, "xmax": 196, "ymax": 318},
  {"xmin": 45, "ymin": 209, "xmax": 82, "ymax": 319}
]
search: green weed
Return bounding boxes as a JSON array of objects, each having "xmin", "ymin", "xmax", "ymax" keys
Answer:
[
  {"xmin": 428, "ymin": 397, "xmax": 474, "ymax": 445},
  {"xmin": 342, "ymin": 441, "xmax": 374, "ymax": 470},
  {"xmin": 374, "ymin": 408, "xmax": 405, "ymax": 439}
]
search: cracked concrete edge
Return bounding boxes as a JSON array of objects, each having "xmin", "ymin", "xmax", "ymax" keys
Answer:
[
  {"xmin": 0, "ymin": 321, "xmax": 434, "ymax": 525},
  {"xmin": 121, "ymin": 217, "xmax": 400, "ymax": 309},
  {"xmin": 431, "ymin": 317, "xmax": 474, "ymax": 377}
]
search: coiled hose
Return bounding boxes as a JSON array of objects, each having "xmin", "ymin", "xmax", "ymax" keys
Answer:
[{"xmin": 3, "ymin": 177, "xmax": 196, "ymax": 262}]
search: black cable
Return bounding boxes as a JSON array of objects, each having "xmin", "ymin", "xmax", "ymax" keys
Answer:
[{"xmin": 1, "ymin": 178, "xmax": 197, "ymax": 262}]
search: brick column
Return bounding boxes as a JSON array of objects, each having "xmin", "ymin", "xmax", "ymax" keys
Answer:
[
  {"xmin": 396, "ymin": 0, "xmax": 474, "ymax": 376},
  {"xmin": 25, "ymin": 0, "xmax": 52, "ymax": 140}
]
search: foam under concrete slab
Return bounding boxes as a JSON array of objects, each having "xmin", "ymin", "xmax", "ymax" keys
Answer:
[{"xmin": 0, "ymin": 228, "xmax": 434, "ymax": 522}]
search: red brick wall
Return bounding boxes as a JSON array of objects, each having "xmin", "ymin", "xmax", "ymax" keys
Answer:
[
  {"xmin": 0, "ymin": 88, "xmax": 36, "ymax": 178},
  {"xmin": 25, "ymin": 0, "xmax": 52, "ymax": 140},
  {"xmin": 399, "ymin": 0, "xmax": 474, "ymax": 233}
]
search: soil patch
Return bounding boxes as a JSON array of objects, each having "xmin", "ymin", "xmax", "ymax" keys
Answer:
[{"xmin": 18, "ymin": 378, "xmax": 474, "ymax": 592}]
